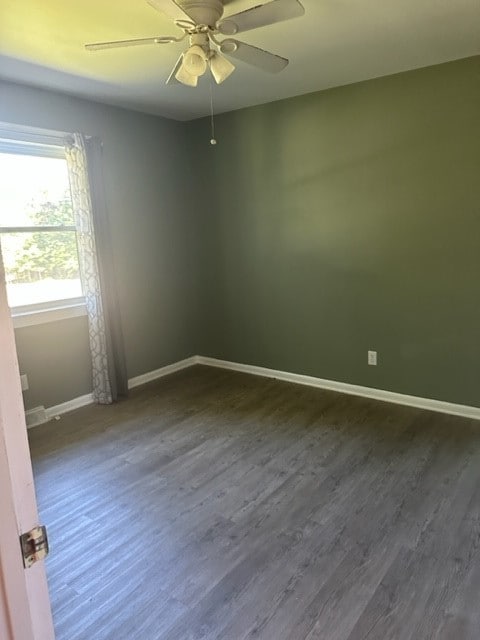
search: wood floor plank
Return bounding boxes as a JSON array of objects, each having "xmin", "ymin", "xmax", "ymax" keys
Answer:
[{"xmin": 28, "ymin": 365, "xmax": 480, "ymax": 640}]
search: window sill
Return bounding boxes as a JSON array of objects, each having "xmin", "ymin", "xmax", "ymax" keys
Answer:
[{"xmin": 12, "ymin": 302, "xmax": 87, "ymax": 329}]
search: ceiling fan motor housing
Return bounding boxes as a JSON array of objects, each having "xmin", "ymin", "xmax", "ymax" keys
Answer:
[{"xmin": 178, "ymin": 0, "xmax": 224, "ymax": 27}]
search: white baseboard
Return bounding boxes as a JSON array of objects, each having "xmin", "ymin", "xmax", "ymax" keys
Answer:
[
  {"xmin": 45, "ymin": 393, "xmax": 94, "ymax": 422},
  {"xmin": 26, "ymin": 393, "xmax": 94, "ymax": 428},
  {"xmin": 196, "ymin": 356, "xmax": 480, "ymax": 421},
  {"xmin": 25, "ymin": 406, "xmax": 47, "ymax": 428},
  {"xmin": 26, "ymin": 356, "xmax": 197, "ymax": 428},
  {"xmin": 128, "ymin": 356, "xmax": 197, "ymax": 390},
  {"xmin": 26, "ymin": 354, "xmax": 480, "ymax": 428}
]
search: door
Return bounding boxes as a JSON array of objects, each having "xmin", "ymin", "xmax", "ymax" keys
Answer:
[{"xmin": 0, "ymin": 248, "xmax": 54, "ymax": 637}]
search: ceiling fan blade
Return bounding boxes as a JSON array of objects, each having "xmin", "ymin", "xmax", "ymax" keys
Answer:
[
  {"xmin": 209, "ymin": 52, "xmax": 235, "ymax": 84},
  {"xmin": 220, "ymin": 39, "xmax": 288, "ymax": 73},
  {"xmin": 146, "ymin": 0, "xmax": 195, "ymax": 21},
  {"xmin": 166, "ymin": 53, "xmax": 184, "ymax": 84},
  {"xmin": 85, "ymin": 36, "xmax": 175, "ymax": 51},
  {"xmin": 218, "ymin": 0, "xmax": 304, "ymax": 35}
]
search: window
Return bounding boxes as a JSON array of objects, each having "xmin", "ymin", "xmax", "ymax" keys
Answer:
[{"xmin": 0, "ymin": 139, "xmax": 86, "ymax": 326}]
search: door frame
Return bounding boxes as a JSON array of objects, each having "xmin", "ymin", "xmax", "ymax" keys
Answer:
[{"xmin": 0, "ymin": 249, "xmax": 54, "ymax": 638}]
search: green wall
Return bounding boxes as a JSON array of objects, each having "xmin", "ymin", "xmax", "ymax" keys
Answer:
[
  {"xmin": 194, "ymin": 56, "xmax": 480, "ymax": 407},
  {"xmin": 1, "ymin": 56, "xmax": 479, "ymax": 412},
  {"xmin": 0, "ymin": 81, "xmax": 203, "ymax": 410}
]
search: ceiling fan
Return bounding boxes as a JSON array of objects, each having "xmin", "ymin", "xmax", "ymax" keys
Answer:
[{"xmin": 85, "ymin": 0, "xmax": 305, "ymax": 87}]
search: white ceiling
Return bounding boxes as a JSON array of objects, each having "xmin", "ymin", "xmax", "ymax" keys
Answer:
[{"xmin": 0, "ymin": 0, "xmax": 478, "ymax": 121}]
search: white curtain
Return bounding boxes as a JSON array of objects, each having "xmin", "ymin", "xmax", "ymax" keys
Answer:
[{"xmin": 65, "ymin": 134, "xmax": 113, "ymax": 404}]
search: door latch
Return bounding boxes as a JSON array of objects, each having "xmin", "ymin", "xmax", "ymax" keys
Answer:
[{"xmin": 20, "ymin": 525, "xmax": 49, "ymax": 568}]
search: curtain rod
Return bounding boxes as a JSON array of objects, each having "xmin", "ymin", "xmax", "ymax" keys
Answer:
[{"xmin": 0, "ymin": 121, "xmax": 97, "ymax": 146}]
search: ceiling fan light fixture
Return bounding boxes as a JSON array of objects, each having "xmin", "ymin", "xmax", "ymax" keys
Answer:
[
  {"xmin": 183, "ymin": 44, "xmax": 208, "ymax": 77},
  {"xmin": 175, "ymin": 55, "xmax": 198, "ymax": 86},
  {"xmin": 209, "ymin": 52, "xmax": 235, "ymax": 84}
]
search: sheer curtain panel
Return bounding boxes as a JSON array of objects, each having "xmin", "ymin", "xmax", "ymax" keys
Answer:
[{"xmin": 65, "ymin": 133, "xmax": 127, "ymax": 404}]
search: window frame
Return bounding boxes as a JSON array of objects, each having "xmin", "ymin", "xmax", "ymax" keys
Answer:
[{"xmin": 0, "ymin": 136, "xmax": 86, "ymax": 327}]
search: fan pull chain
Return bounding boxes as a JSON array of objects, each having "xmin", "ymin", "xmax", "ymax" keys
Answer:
[{"xmin": 209, "ymin": 71, "xmax": 217, "ymax": 146}]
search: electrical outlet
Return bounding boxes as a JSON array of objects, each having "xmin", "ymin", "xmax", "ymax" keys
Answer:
[
  {"xmin": 20, "ymin": 374, "xmax": 29, "ymax": 391},
  {"xmin": 368, "ymin": 351, "xmax": 377, "ymax": 366}
]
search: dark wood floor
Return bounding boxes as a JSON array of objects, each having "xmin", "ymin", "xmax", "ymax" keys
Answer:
[{"xmin": 29, "ymin": 365, "xmax": 480, "ymax": 640}]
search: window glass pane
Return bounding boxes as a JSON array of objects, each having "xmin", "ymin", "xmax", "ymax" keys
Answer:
[
  {"xmin": 0, "ymin": 152, "xmax": 74, "ymax": 227},
  {"xmin": 0, "ymin": 231, "xmax": 82, "ymax": 307}
]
